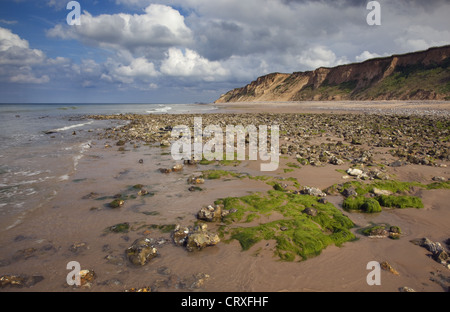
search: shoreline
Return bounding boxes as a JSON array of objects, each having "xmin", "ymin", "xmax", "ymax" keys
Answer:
[
  {"xmin": 212, "ymin": 100, "xmax": 450, "ymax": 115},
  {"xmin": 0, "ymin": 107, "xmax": 449, "ymax": 292}
]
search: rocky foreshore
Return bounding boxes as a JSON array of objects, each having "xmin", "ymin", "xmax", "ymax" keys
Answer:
[{"xmin": 86, "ymin": 112, "xmax": 449, "ymax": 168}]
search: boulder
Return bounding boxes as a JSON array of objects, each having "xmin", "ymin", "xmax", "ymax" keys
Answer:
[
  {"xmin": 301, "ymin": 186, "xmax": 326, "ymax": 197},
  {"xmin": 197, "ymin": 205, "xmax": 225, "ymax": 222},
  {"xmin": 126, "ymin": 238, "xmax": 158, "ymax": 266},
  {"xmin": 186, "ymin": 225, "xmax": 220, "ymax": 252},
  {"xmin": 172, "ymin": 224, "xmax": 220, "ymax": 252},
  {"xmin": 347, "ymin": 168, "xmax": 363, "ymax": 176}
]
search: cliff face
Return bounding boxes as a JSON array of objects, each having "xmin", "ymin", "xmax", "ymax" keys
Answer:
[{"xmin": 215, "ymin": 45, "xmax": 450, "ymax": 103}]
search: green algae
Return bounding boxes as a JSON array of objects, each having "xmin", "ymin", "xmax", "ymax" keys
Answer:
[
  {"xmin": 375, "ymin": 195, "xmax": 424, "ymax": 209},
  {"xmin": 216, "ymin": 190, "xmax": 355, "ymax": 261},
  {"xmin": 343, "ymin": 193, "xmax": 423, "ymax": 212}
]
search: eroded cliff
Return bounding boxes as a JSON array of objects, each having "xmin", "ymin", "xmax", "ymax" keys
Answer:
[{"xmin": 215, "ymin": 45, "xmax": 450, "ymax": 103}]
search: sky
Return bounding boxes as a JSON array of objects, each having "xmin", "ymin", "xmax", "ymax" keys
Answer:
[{"xmin": 0, "ymin": 0, "xmax": 449, "ymax": 104}]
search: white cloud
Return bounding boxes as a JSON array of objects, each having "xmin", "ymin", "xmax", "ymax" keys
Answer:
[
  {"xmin": 355, "ymin": 51, "xmax": 384, "ymax": 62},
  {"xmin": 161, "ymin": 48, "xmax": 229, "ymax": 81},
  {"xmin": 47, "ymin": 4, "xmax": 193, "ymax": 52},
  {"xmin": 10, "ymin": 72, "xmax": 50, "ymax": 84},
  {"xmin": 297, "ymin": 46, "xmax": 348, "ymax": 69},
  {"xmin": 0, "ymin": 28, "xmax": 50, "ymax": 84}
]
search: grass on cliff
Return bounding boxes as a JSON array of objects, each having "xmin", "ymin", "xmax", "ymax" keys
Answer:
[{"xmin": 215, "ymin": 190, "xmax": 355, "ymax": 261}]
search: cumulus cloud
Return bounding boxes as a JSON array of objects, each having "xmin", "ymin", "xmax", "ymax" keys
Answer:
[
  {"xmin": 0, "ymin": 28, "xmax": 50, "ymax": 83},
  {"xmin": 297, "ymin": 46, "xmax": 348, "ymax": 69},
  {"xmin": 161, "ymin": 48, "xmax": 229, "ymax": 81},
  {"xmin": 47, "ymin": 4, "xmax": 193, "ymax": 53}
]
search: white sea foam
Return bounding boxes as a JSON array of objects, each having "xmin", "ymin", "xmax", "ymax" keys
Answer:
[
  {"xmin": 49, "ymin": 120, "xmax": 94, "ymax": 133},
  {"xmin": 147, "ymin": 105, "xmax": 173, "ymax": 113},
  {"xmin": 59, "ymin": 174, "xmax": 69, "ymax": 181}
]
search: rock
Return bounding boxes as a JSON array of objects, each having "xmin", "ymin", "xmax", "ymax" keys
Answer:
[
  {"xmin": 330, "ymin": 156, "xmax": 344, "ymax": 165},
  {"xmin": 301, "ymin": 186, "xmax": 326, "ymax": 197},
  {"xmin": 138, "ymin": 159, "xmax": 144, "ymax": 164},
  {"xmin": 372, "ymin": 187, "xmax": 393, "ymax": 196},
  {"xmin": 126, "ymin": 238, "xmax": 158, "ymax": 266},
  {"xmin": 347, "ymin": 168, "xmax": 363, "ymax": 176},
  {"xmin": 172, "ymin": 164, "xmax": 184, "ymax": 172},
  {"xmin": 368, "ymin": 227, "xmax": 389, "ymax": 238},
  {"xmin": 432, "ymin": 176, "xmax": 446, "ymax": 182},
  {"xmin": 381, "ymin": 261, "xmax": 399, "ymax": 275},
  {"xmin": 186, "ymin": 227, "xmax": 220, "ymax": 252},
  {"xmin": 388, "ymin": 226, "xmax": 401, "ymax": 239},
  {"xmin": 188, "ymin": 186, "xmax": 203, "ymax": 192},
  {"xmin": 189, "ymin": 273, "xmax": 210, "ymax": 289},
  {"xmin": 187, "ymin": 176, "xmax": 205, "ymax": 185},
  {"xmin": 79, "ymin": 270, "xmax": 96, "ymax": 288},
  {"xmin": 342, "ymin": 187, "xmax": 358, "ymax": 197},
  {"xmin": 0, "ymin": 274, "xmax": 44, "ymax": 288},
  {"xmin": 410, "ymin": 237, "xmax": 450, "ymax": 266},
  {"xmin": 159, "ymin": 168, "xmax": 172, "ymax": 173},
  {"xmin": 197, "ymin": 205, "xmax": 224, "ymax": 222},
  {"xmin": 318, "ymin": 197, "xmax": 328, "ymax": 204},
  {"xmin": 434, "ymin": 250, "xmax": 449, "ymax": 265},
  {"xmin": 138, "ymin": 189, "xmax": 149, "ymax": 196},
  {"xmin": 172, "ymin": 225, "xmax": 190, "ymax": 246},
  {"xmin": 302, "ymin": 207, "xmax": 318, "ymax": 217},
  {"xmin": 116, "ymin": 140, "xmax": 126, "ymax": 146},
  {"xmin": 399, "ymin": 286, "xmax": 415, "ymax": 292},
  {"xmin": 109, "ymin": 199, "xmax": 124, "ymax": 209},
  {"xmin": 374, "ymin": 172, "xmax": 390, "ymax": 180},
  {"xmin": 172, "ymin": 224, "xmax": 220, "ymax": 252}
]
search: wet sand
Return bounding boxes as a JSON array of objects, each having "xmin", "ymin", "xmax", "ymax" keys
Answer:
[{"xmin": 0, "ymin": 102, "xmax": 449, "ymax": 293}]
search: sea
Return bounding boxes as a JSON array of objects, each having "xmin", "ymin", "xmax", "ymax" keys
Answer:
[{"xmin": 0, "ymin": 103, "xmax": 218, "ymax": 231}]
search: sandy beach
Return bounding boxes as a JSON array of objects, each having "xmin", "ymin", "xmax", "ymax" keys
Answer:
[{"xmin": 0, "ymin": 101, "xmax": 449, "ymax": 293}]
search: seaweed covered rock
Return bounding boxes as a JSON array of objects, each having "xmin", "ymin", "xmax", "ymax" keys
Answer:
[
  {"xmin": 302, "ymin": 207, "xmax": 318, "ymax": 217},
  {"xmin": 109, "ymin": 199, "xmax": 124, "ymax": 209},
  {"xmin": 126, "ymin": 238, "xmax": 158, "ymax": 266},
  {"xmin": 362, "ymin": 224, "xmax": 401, "ymax": 239}
]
